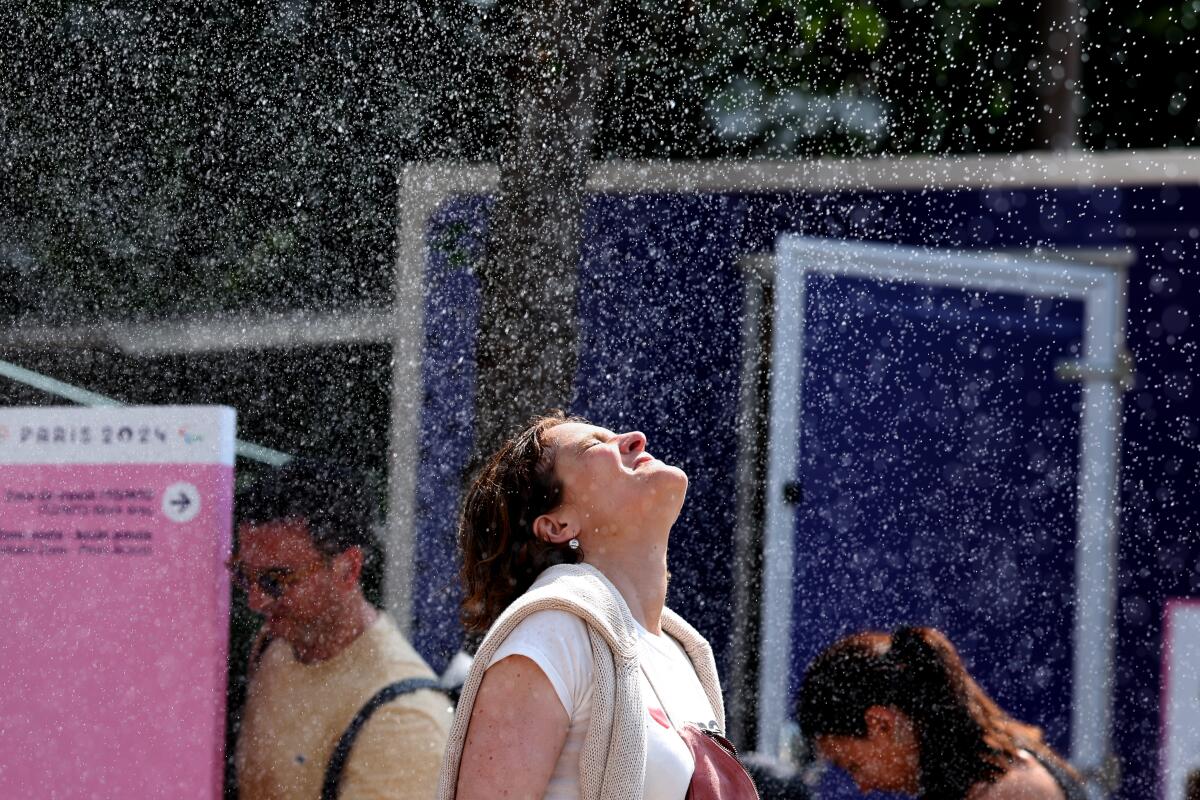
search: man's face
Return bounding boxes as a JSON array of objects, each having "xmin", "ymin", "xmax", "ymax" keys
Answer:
[{"xmin": 233, "ymin": 519, "xmax": 348, "ymax": 649}]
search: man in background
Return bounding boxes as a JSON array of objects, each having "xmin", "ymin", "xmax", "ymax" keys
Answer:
[{"xmin": 232, "ymin": 460, "xmax": 450, "ymax": 800}]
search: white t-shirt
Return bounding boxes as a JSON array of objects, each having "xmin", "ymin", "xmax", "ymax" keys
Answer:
[{"xmin": 489, "ymin": 609, "xmax": 718, "ymax": 800}]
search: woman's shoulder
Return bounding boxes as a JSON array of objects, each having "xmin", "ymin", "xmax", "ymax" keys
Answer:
[
  {"xmin": 489, "ymin": 608, "xmax": 596, "ymax": 717},
  {"xmin": 970, "ymin": 753, "xmax": 1067, "ymax": 800},
  {"xmin": 505, "ymin": 608, "xmax": 591, "ymax": 641},
  {"xmin": 489, "ymin": 609, "xmax": 591, "ymax": 667}
]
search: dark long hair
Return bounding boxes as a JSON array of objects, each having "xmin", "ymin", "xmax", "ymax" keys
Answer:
[
  {"xmin": 798, "ymin": 626, "xmax": 1079, "ymax": 800},
  {"xmin": 458, "ymin": 410, "xmax": 586, "ymax": 633}
]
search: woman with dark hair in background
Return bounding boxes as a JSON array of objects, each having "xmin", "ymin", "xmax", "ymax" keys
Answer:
[
  {"xmin": 799, "ymin": 627, "xmax": 1086, "ymax": 800},
  {"xmin": 435, "ymin": 411, "xmax": 756, "ymax": 800}
]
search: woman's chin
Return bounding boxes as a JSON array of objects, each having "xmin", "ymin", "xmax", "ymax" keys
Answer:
[
  {"xmin": 654, "ymin": 462, "xmax": 688, "ymax": 489},
  {"xmin": 656, "ymin": 471, "xmax": 689, "ymax": 518}
]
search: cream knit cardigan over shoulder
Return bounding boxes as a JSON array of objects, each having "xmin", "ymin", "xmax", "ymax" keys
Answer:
[{"xmin": 436, "ymin": 563, "xmax": 726, "ymax": 800}]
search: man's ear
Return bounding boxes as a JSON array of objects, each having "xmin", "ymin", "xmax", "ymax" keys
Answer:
[
  {"xmin": 532, "ymin": 510, "xmax": 578, "ymax": 546},
  {"xmin": 333, "ymin": 545, "xmax": 365, "ymax": 588}
]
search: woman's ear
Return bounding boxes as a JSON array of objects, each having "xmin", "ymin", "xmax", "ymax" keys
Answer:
[{"xmin": 532, "ymin": 510, "xmax": 578, "ymax": 545}]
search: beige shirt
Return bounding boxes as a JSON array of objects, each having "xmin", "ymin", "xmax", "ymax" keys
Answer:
[{"xmin": 237, "ymin": 613, "xmax": 452, "ymax": 800}]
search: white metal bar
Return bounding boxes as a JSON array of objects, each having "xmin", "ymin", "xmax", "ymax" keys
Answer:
[
  {"xmin": 1071, "ymin": 273, "xmax": 1127, "ymax": 800},
  {"xmin": 728, "ymin": 256, "xmax": 771, "ymax": 746},
  {"xmin": 231, "ymin": 441, "xmax": 293, "ymax": 468},
  {"xmin": 0, "ymin": 359, "xmax": 122, "ymax": 407},
  {"xmin": 756, "ymin": 238, "xmax": 807, "ymax": 756},
  {"xmin": 384, "ymin": 165, "xmax": 453, "ymax": 634},
  {"xmin": 0, "ymin": 309, "xmax": 397, "ymax": 356},
  {"xmin": 391, "ymin": 150, "xmax": 1200, "ymax": 201},
  {"xmin": 0, "ymin": 358, "xmax": 291, "ymax": 467},
  {"xmin": 777, "ymin": 238, "xmax": 1115, "ymax": 301},
  {"xmin": 111, "ymin": 309, "xmax": 397, "ymax": 355},
  {"xmin": 585, "ymin": 149, "xmax": 1200, "ymax": 193}
]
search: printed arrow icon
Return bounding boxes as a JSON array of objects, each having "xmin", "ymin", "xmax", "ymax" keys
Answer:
[{"xmin": 162, "ymin": 482, "xmax": 201, "ymax": 523}]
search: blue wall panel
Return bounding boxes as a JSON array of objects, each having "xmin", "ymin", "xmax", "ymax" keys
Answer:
[{"xmin": 412, "ymin": 196, "xmax": 488, "ymax": 671}]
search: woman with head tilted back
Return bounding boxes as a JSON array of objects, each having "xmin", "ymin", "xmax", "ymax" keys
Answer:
[
  {"xmin": 799, "ymin": 627, "xmax": 1086, "ymax": 800},
  {"xmin": 436, "ymin": 411, "xmax": 756, "ymax": 800}
]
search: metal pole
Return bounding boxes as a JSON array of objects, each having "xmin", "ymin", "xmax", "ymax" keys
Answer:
[
  {"xmin": 756, "ymin": 241, "xmax": 807, "ymax": 757},
  {"xmin": 0, "ymin": 358, "xmax": 291, "ymax": 467},
  {"xmin": 1069, "ymin": 274, "xmax": 1127, "ymax": 800}
]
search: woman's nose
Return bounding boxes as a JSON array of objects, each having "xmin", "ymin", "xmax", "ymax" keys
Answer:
[{"xmin": 619, "ymin": 431, "xmax": 647, "ymax": 454}]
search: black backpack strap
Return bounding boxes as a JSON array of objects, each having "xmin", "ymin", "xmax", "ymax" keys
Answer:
[
  {"xmin": 250, "ymin": 632, "xmax": 274, "ymax": 672},
  {"xmin": 320, "ymin": 677, "xmax": 442, "ymax": 800}
]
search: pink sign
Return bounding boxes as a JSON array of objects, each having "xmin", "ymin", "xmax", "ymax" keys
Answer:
[{"xmin": 0, "ymin": 406, "xmax": 236, "ymax": 799}]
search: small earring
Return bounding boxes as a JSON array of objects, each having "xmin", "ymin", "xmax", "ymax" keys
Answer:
[{"xmin": 568, "ymin": 538, "xmax": 580, "ymax": 550}]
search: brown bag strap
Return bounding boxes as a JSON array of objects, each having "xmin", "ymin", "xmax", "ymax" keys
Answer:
[
  {"xmin": 639, "ymin": 660, "xmax": 677, "ymax": 728},
  {"xmin": 639, "ymin": 652, "xmax": 721, "ymax": 735}
]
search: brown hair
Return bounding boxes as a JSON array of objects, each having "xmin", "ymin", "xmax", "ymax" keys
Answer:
[
  {"xmin": 799, "ymin": 626, "xmax": 1080, "ymax": 800},
  {"xmin": 458, "ymin": 410, "xmax": 586, "ymax": 633}
]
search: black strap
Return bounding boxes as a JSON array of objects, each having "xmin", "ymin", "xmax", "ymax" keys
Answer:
[
  {"xmin": 250, "ymin": 633, "xmax": 274, "ymax": 670},
  {"xmin": 320, "ymin": 677, "xmax": 443, "ymax": 800}
]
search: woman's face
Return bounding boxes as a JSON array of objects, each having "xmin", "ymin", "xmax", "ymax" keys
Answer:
[
  {"xmin": 816, "ymin": 708, "xmax": 921, "ymax": 795},
  {"xmin": 543, "ymin": 422, "xmax": 688, "ymax": 539}
]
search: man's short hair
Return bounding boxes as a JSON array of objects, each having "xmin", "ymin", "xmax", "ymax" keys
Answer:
[{"xmin": 235, "ymin": 458, "xmax": 380, "ymax": 558}]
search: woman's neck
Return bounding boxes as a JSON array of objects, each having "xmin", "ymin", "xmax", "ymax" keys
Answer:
[{"xmin": 585, "ymin": 538, "xmax": 669, "ymax": 634}]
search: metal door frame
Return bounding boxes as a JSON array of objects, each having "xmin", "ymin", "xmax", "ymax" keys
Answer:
[{"xmin": 757, "ymin": 236, "xmax": 1130, "ymax": 799}]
